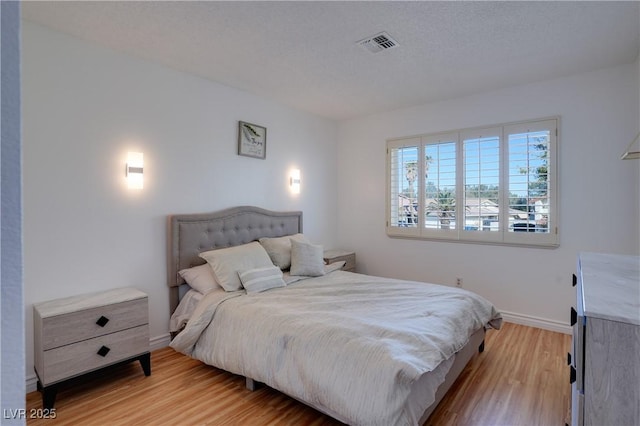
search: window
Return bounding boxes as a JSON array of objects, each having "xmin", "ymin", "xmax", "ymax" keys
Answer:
[{"xmin": 387, "ymin": 118, "xmax": 558, "ymax": 247}]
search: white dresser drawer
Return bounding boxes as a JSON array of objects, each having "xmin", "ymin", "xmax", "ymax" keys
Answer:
[
  {"xmin": 39, "ymin": 325, "xmax": 149, "ymax": 385},
  {"xmin": 38, "ymin": 298, "xmax": 148, "ymax": 350}
]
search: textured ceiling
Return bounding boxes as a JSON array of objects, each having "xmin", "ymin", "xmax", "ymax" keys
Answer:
[{"xmin": 22, "ymin": 1, "xmax": 640, "ymax": 121}]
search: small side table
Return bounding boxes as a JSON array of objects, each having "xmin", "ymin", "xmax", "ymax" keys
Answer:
[
  {"xmin": 33, "ymin": 287, "xmax": 150, "ymax": 409},
  {"xmin": 323, "ymin": 249, "xmax": 356, "ymax": 272}
]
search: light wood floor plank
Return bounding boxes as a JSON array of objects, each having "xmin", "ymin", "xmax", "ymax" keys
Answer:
[{"xmin": 26, "ymin": 322, "xmax": 570, "ymax": 425}]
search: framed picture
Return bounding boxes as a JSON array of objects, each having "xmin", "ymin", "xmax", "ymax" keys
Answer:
[{"xmin": 238, "ymin": 121, "xmax": 267, "ymax": 159}]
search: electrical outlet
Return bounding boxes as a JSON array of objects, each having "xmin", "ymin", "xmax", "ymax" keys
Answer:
[{"xmin": 456, "ymin": 278, "xmax": 463, "ymax": 288}]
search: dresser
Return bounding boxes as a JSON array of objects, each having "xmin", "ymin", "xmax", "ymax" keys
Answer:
[
  {"xmin": 323, "ymin": 249, "xmax": 356, "ymax": 272},
  {"xmin": 570, "ymin": 253, "xmax": 639, "ymax": 426},
  {"xmin": 34, "ymin": 287, "xmax": 150, "ymax": 409}
]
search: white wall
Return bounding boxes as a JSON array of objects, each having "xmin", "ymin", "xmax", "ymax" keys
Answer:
[
  {"xmin": 637, "ymin": 56, "xmax": 640, "ymax": 230},
  {"xmin": 20, "ymin": 18, "xmax": 640, "ymax": 390},
  {"xmin": 2, "ymin": 2, "xmax": 26, "ymax": 422},
  {"xmin": 22, "ymin": 23, "xmax": 338, "ymax": 384},
  {"xmin": 336, "ymin": 62, "xmax": 640, "ymax": 331}
]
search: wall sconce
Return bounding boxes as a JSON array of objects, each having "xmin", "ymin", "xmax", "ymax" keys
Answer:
[
  {"xmin": 126, "ymin": 152, "xmax": 144, "ymax": 189},
  {"xmin": 289, "ymin": 169, "xmax": 301, "ymax": 194}
]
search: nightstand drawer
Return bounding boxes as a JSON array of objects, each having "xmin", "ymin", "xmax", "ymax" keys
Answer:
[
  {"xmin": 39, "ymin": 325, "xmax": 149, "ymax": 385},
  {"xmin": 39, "ymin": 298, "xmax": 148, "ymax": 350}
]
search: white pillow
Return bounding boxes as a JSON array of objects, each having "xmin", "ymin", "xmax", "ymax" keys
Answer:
[
  {"xmin": 239, "ymin": 265, "xmax": 286, "ymax": 294},
  {"xmin": 290, "ymin": 239, "xmax": 325, "ymax": 277},
  {"xmin": 199, "ymin": 242, "xmax": 274, "ymax": 292},
  {"xmin": 259, "ymin": 233, "xmax": 308, "ymax": 270},
  {"xmin": 178, "ymin": 264, "xmax": 220, "ymax": 294}
]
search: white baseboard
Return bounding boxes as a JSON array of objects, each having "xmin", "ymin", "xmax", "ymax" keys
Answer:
[
  {"xmin": 26, "ymin": 334, "xmax": 173, "ymax": 394},
  {"xmin": 26, "ymin": 375, "xmax": 38, "ymax": 394},
  {"xmin": 150, "ymin": 333, "xmax": 171, "ymax": 351},
  {"xmin": 500, "ymin": 310, "xmax": 572, "ymax": 334}
]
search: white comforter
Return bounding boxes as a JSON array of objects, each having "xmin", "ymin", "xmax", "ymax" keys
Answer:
[{"xmin": 171, "ymin": 271, "xmax": 502, "ymax": 425}]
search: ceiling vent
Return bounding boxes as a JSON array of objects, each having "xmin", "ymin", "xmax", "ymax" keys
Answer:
[{"xmin": 357, "ymin": 32, "xmax": 399, "ymax": 54}]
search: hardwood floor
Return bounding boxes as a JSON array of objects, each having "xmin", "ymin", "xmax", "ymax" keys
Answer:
[
  {"xmin": 26, "ymin": 322, "xmax": 570, "ymax": 425},
  {"xmin": 425, "ymin": 323, "xmax": 571, "ymax": 426}
]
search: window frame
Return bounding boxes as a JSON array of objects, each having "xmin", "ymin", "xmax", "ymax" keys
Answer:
[{"xmin": 386, "ymin": 117, "xmax": 559, "ymax": 248}]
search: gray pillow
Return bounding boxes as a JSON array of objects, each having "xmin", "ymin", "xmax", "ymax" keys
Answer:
[
  {"xmin": 290, "ymin": 239, "xmax": 325, "ymax": 277},
  {"xmin": 259, "ymin": 233, "xmax": 308, "ymax": 270}
]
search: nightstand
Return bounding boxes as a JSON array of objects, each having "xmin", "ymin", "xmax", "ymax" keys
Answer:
[
  {"xmin": 323, "ymin": 249, "xmax": 356, "ymax": 272},
  {"xmin": 33, "ymin": 287, "xmax": 150, "ymax": 409}
]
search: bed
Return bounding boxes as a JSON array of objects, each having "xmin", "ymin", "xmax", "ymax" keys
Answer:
[{"xmin": 167, "ymin": 206, "xmax": 501, "ymax": 425}]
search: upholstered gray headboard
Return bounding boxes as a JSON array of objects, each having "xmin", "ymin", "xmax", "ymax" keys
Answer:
[{"xmin": 167, "ymin": 206, "xmax": 303, "ymax": 314}]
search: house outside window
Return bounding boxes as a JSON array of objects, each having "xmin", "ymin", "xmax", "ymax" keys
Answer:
[{"xmin": 386, "ymin": 117, "xmax": 559, "ymax": 247}]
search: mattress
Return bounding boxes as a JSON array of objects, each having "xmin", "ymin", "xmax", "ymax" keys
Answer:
[{"xmin": 171, "ymin": 270, "xmax": 501, "ymax": 425}]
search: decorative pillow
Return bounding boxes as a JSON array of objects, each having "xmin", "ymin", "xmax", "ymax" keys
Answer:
[
  {"xmin": 238, "ymin": 265, "xmax": 286, "ymax": 294},
  {"xmin": 199, "ymin": 242, "xmax": 274, "ymax": 291},
  {"xmin": 259, "ymin": 233, "xmax": 308, "ymax": 270},
  {"xmin": 178, "ymin": 264, "xmax": 220, "ymax": 294},
  {"xmin": 290, "ymin": 239, "xmax": 325, "ymax": 277}
]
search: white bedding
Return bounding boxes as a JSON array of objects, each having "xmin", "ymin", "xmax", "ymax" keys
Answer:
[
  {"xmin": 171, "ymin": 271, "xmax": 501, "ymax": 425},
  {"xmin": 169, "ymin": 289, "xmax": 206, "ymax": 333}
]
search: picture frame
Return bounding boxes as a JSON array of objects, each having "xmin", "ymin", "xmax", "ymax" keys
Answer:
[{"xmin": 238, "ymin": 121, "xmax": 267, "ymax": 159}]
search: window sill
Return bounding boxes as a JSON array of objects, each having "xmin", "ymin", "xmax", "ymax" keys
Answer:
[{"xmin": 386, "ymin": 229, "xmax": 560, "ymax": 249}]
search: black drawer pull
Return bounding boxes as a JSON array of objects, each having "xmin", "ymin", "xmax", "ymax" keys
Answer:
[
  {"xmin": 97, "ymin": 346, "xmax": 111, "ymax": 357},
  {"xmin": 570, "ymin": 307, "xmax": 577, "ymax": 326},
  {"xmin": 572, "ymin": 274, "xmax": 577, "ymax": 287},
  {"xmin": 96, "ymin": 316, "xmax": 109, "ymax": 327},
  {"xmin": 569, "ymin": 366, "xmax": 576, "ymax": 384},
  {"xmin": 567, "ymin": 352, "xmax": 572, "ymax": 365}
]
